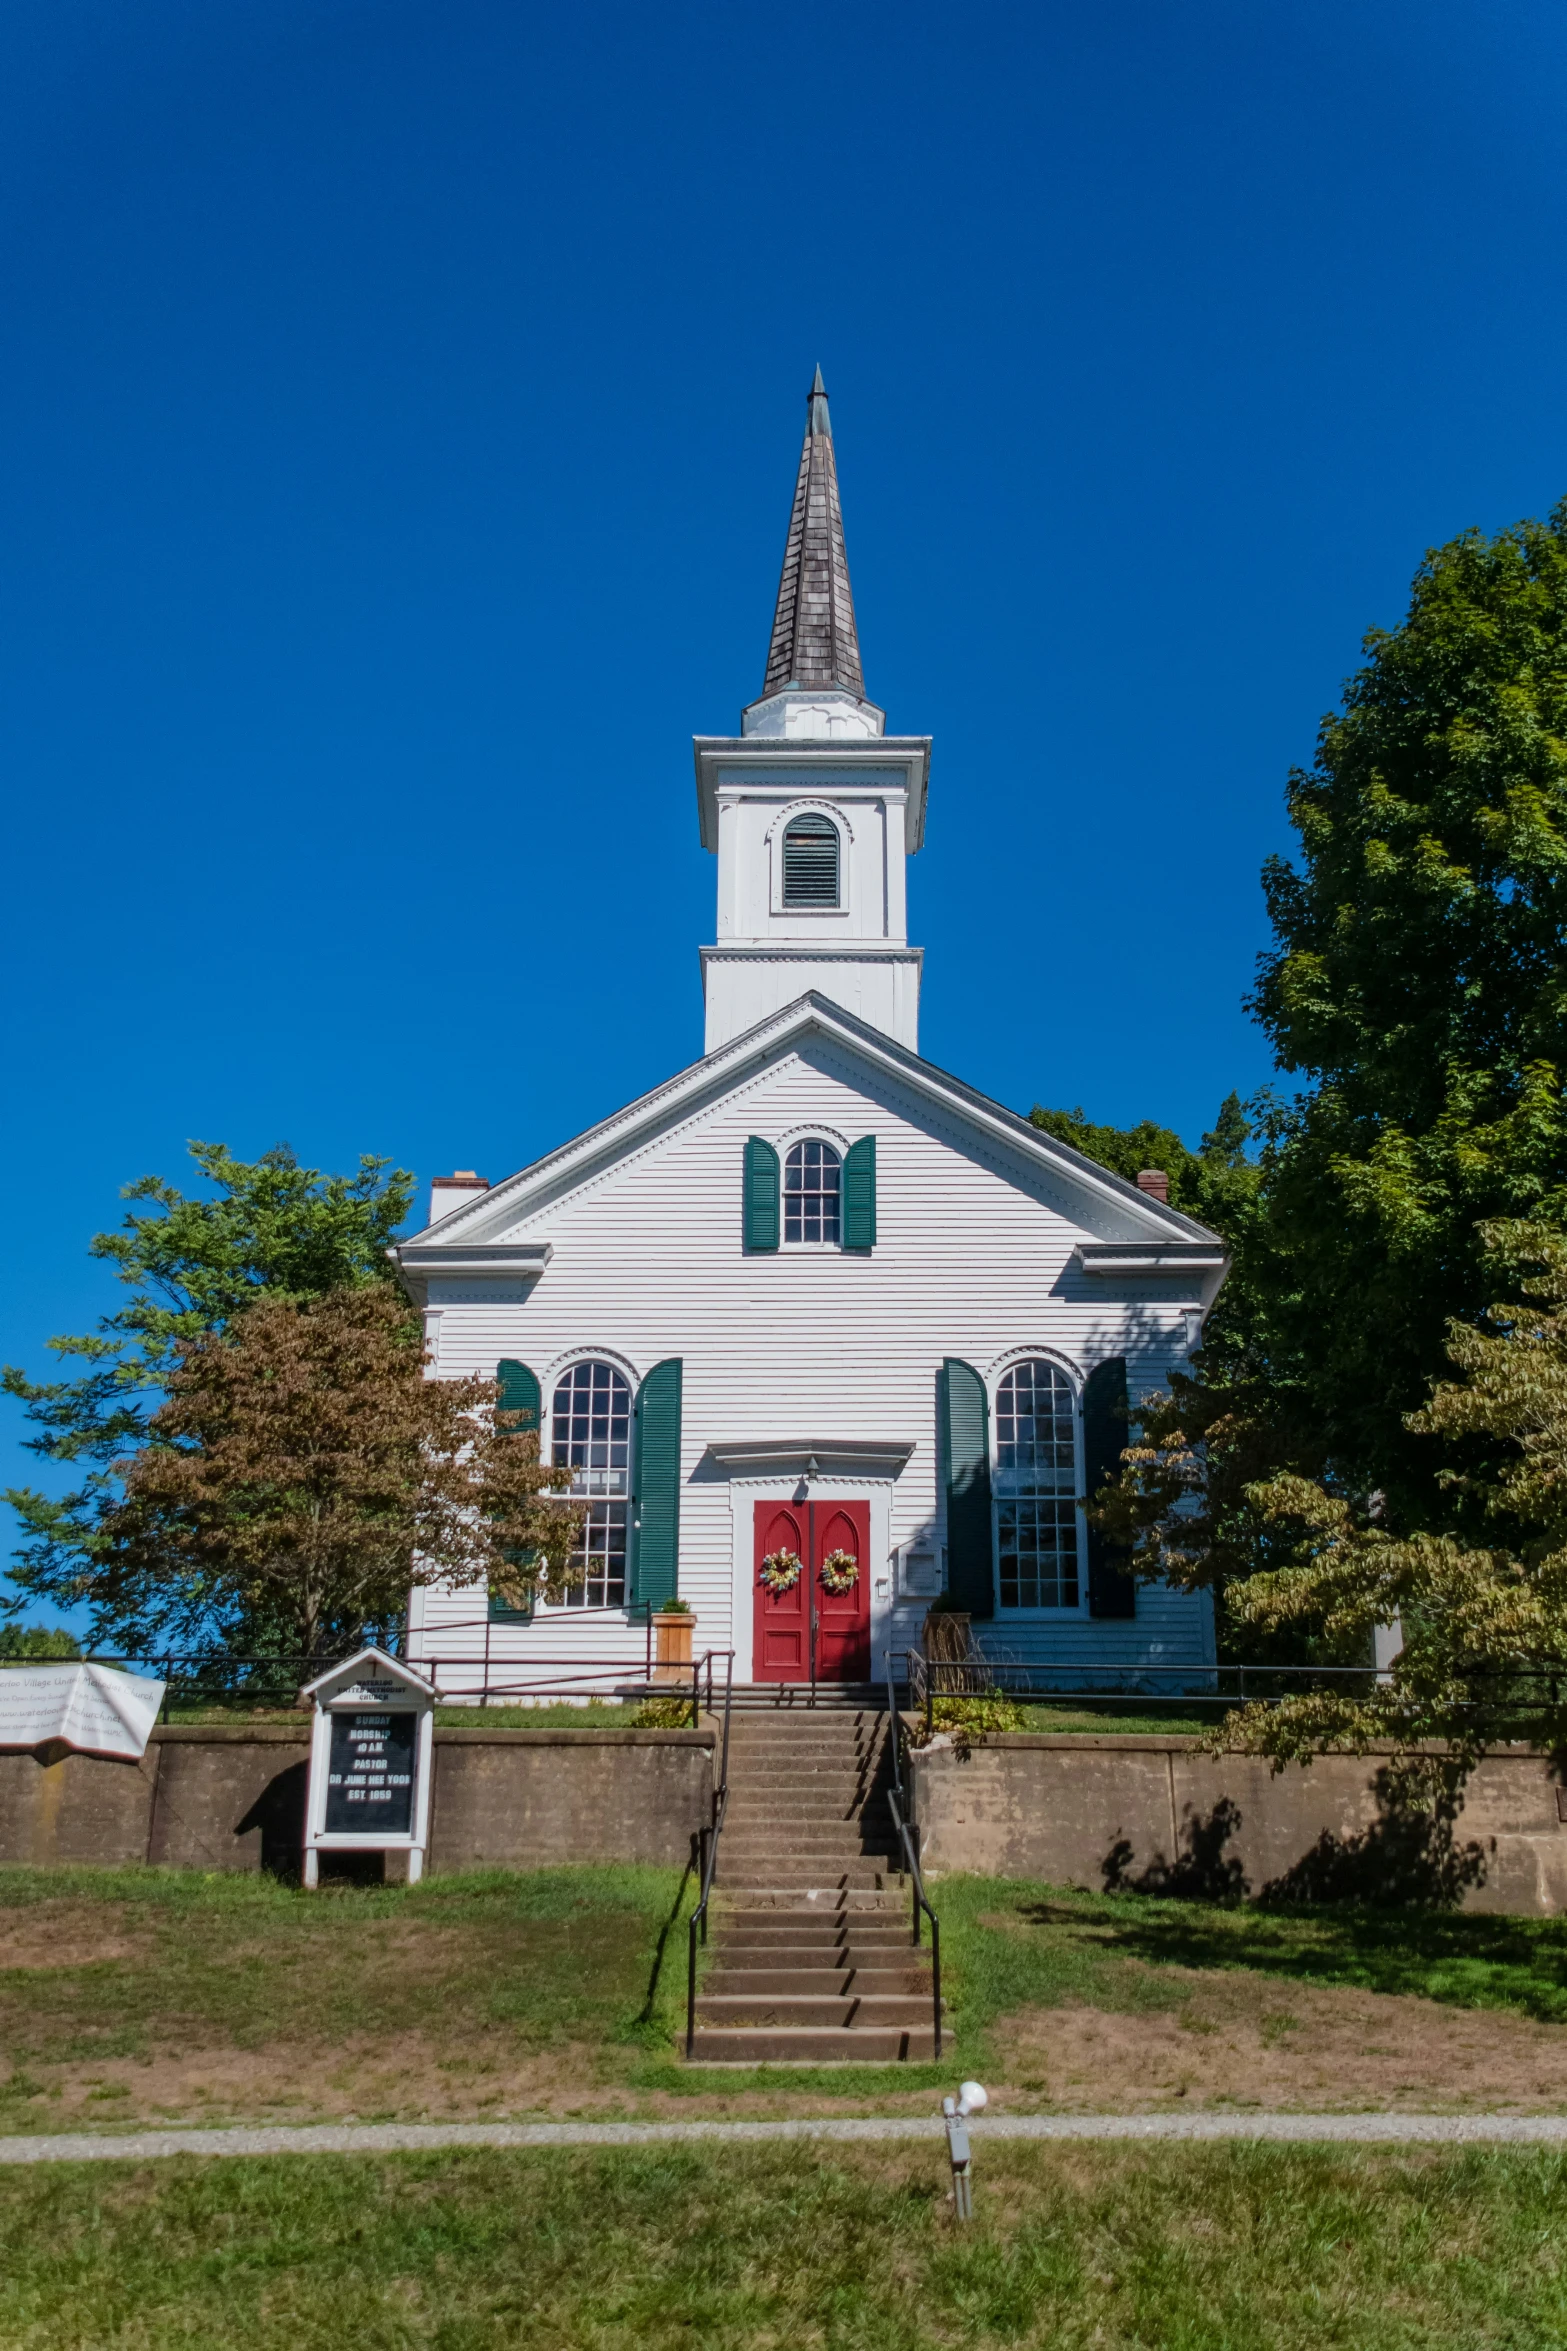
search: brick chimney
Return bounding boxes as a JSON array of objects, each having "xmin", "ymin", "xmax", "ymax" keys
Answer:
[
  {"xmin": 1135, "ymin": 1168, "xmax": 1170, "ymax": 1203},
  {"xmin": 427, "ymin": 1170, "xmax": 490, "ymax": 1228}
]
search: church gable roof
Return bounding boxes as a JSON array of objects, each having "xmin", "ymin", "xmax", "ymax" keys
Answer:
[{"xmin": 393, "ymin": 994, "xmax": 1227, "ymax": 1299}]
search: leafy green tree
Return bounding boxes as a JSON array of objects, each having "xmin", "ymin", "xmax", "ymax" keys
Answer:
[
  {"xmin": 4, "ymin": 1142, "xmax": 413, "ymax": 1644},
  {"xmin": 1104, "ymin": 502, "xmax": 1567, "ymax": 1609},
  {"xmin": 1030, "ymin": 1092, "xmax": 1261, "ymax": 1239},
  {"xmin": 1247, "ymin": 498, "xmax": 1567, "ymax": 1531},
  {"xmin": 0, "ymin": 1624, "xmax": 80, "ymax": 1660},
  {"xmin": 1213, "ymin": 1221, "xmax": 1567, "ymax": 1768}
]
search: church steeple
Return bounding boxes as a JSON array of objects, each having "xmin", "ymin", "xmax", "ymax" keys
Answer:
[
  {"xmin": 760, "ymin": 366, "xmax": 865, "ymax": 703},
  {"xmin": 695, "ymin": 375, "xmax": 929, "ymax": 1055}
]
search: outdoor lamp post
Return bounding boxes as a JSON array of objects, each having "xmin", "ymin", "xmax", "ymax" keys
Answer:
[{"xmin": 942, "ymin": 2080, "xmax": 987, "ymax": 2219}]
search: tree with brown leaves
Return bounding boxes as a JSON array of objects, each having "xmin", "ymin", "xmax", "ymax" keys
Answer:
[{"xmin": 98, "ymin": 1284, "xmax": 579, "ymax": 1661}]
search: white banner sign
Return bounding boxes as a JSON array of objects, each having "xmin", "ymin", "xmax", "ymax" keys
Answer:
[{"xmin": 0, "ymin": 1663, "xmax": 167, "ymax": 1760}]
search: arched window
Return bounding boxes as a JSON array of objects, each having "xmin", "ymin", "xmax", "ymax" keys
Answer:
[
  {"xmin": 784, "ymin": 1139, "xmax": 841, "ymax": 1244},
  {"xmin": 782, "ymin": 812, "xmax": 840, "ymax": 907},
  {"xmin": 550, "ymin": 1361, "xmax": 632, "ymax": 1608},
  {"xmin": 994, "ymin": 1360, "xmax": 1079, "ymax": 1610}
]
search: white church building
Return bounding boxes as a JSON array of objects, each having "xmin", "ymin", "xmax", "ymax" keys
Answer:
[{"xmin": 395, "ymin": 373, "xmax": 1226, "ymax": 1697}]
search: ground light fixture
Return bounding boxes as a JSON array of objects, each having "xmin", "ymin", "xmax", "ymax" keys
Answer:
[{"xmin": 942, "ymin": 2080, "xmax": 987, "ymax": 2220}]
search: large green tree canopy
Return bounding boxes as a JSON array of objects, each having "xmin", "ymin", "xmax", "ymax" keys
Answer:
[{"xmin": 1249, "ymin": 498, "xmax": 1567, "ymax": 1529}]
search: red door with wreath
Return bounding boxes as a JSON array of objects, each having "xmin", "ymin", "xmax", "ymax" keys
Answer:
[{"xmin": 752, "ymin": 1497, "xmax": 871, "ymax": 1683}]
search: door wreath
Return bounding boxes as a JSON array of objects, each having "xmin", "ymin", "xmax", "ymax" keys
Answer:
[
  {"xmin": 759, "ymin": 1549, "xmax": 802, "ymax": 1595},
  {"xmin": 819, "ymin": 1549, "xmax": 860, "ymax": 1595}
]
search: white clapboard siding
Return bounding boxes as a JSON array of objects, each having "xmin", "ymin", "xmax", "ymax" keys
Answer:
[{"xmin": 412, "ymin": 1036, "xmax": 1216, "ymax": 1688}]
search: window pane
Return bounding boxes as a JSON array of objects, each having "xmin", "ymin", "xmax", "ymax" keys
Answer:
[
  {"xmin": 551, "ymin": 1362, "xmax": 632, "ymax": 1500},
  {"xmin": 555, "ymin": 1499, "xmax": 628, "ymax": 1610},
  {"xmin": 996, "ymin": 1360, "xmax": 1076, "ymax": 1490},
  {"xmin": 783, "ymin": 1140, "xmax": 841, "ymax": 1244},
  {"xmin": 998, "ymin": 1498, "xmax": 1079, "ymax": 1610}
]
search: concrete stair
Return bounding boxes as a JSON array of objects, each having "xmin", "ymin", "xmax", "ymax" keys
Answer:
[{"xmin": 688, "ymin": 1705, "xmax": 945, "ymax": 2064}]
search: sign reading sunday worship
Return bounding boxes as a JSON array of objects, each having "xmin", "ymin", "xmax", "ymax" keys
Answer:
[
  {"xmin": 300, "ymin": 1648, "xmax": 436, "ymax": 1886},
  {"xmin": 323, "ymin": 1709, "xmax": 417, "ymax": 1835}
]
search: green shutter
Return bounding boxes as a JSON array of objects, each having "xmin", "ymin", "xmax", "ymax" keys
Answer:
[
  {"xmin": 631, "ymin": 1358, "xmax": 682, "ymax": 1611},
  {"xmin": 490, "ymin": 1360, "xmax": 542, "ymax": 1624},
  {"xmin": 744, "ymin": 1137, "xmax": 780, "ymax": 1251},
  {"xmin": 1083, "ymin": 1356, "xmax": 1136, "ymax": 1619},
  {"xmin": 842, "ymin": 1135, "xmax": 877, "ymax": 1249},
  {"xmin": 941, "ymin": 1358, "xmax": 994, "ymax": 1619}
]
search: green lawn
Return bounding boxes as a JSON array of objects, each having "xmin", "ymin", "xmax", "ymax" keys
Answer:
[
  {"xmin": 4, "ymin": 2141, "xmax": 1567, "ymax": 2348},
  {"xmin": 0, "ymin": 1864, "xmax": 695, "ymax": 2134},
  {"xmin": 934, "ymin": 1876, "xmax": 1567, "ymax": 2028},
  {"xmin": 7, "ymin": 1864, "xmax": 1567, "ymax": 2129},
  {"xmin": 1013, "ymin": 1699, "xmax": 1231, "ymax": 1734}
]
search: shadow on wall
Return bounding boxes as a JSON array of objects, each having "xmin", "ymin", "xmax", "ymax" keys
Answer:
[
  {"xmin": 235, "ymin": 1762, "xmax": 307, "ymax": 1880},
  {"xmin": 1103, "ymin": 1798, "xmax": 1248, "ymax": 1905},
  {"xmin": 1101, "ymin": 1769, "xmax": 1491, "ymax": 1910}
]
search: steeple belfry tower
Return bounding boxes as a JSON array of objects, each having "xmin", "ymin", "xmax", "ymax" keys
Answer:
[{"xmin": 693, "ymin": 372, "xmax": 932, "ymax": 1055}]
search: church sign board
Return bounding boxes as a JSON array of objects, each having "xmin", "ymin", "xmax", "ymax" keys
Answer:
[{"xmin": 300, "ymin": 1647, "xmax": 435, "ymax": 1886}]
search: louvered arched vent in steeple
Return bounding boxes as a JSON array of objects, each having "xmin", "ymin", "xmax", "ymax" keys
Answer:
[{"xmin": 782, "ymin": 813, "xmax": 840, "ymax": 907}]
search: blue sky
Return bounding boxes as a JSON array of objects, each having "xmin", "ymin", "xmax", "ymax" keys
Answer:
[{"xmin": 4, "ymin": 0, "xmax": 1567, "ymax": 1587}]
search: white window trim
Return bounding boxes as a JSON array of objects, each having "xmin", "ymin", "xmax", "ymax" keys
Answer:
[
  {"xmin": 780, "ymin": 1132, "xmax": 845, "ymax": 1253},
  {"xmin": 989, "ymin": 1352, "xmax": 1089, "ymax": 1616},
  {"xmin": 540, "ymin": 1356, "xmax": 636, "ymax": 1616},
  {"xmin": 767, "ymin": 801, "xmax": 850, "ymax": 918}
]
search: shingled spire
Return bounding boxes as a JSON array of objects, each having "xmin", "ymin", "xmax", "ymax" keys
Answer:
[{"xmin": 760, "ymin": 367, "xmax": 866, "ymax": 701}]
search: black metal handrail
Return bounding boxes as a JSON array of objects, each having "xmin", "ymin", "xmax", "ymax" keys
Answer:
[
  {"xmin": 902, "ymin": 1649, "xmax": 1567, "ymax": 1737},
  {"xmin": 686, "ymin": 1648, "xmax": 736, "ymax": 2058},
  {"xmin": 883, "ymin": 1657, "xmax": 943, "ymax": 2061},
  {"xmin": 17, "ymin": 1631, "xmax": 729, "ymax": 1727}
]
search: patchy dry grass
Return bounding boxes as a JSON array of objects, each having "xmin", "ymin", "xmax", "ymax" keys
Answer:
[
  {"xmin": 5, "ymin": 2140, "xmax": 1567, "ymax": 2347},
  {"xmin": 9, "ymin": 1865, "xmax": 1567, "ymax": 2130},
  {"xmin": 933, "ymin": 1877, "xmax": 1567, "ymax": 2111},
  {"xmin": 0, "ymin": 1865, "xmax": 696, "ymax": 2133}
]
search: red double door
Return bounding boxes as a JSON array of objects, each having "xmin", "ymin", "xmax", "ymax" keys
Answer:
[{"xmin": 752, "ymin": 1497, "xmax": 871, "ymax": 1684}]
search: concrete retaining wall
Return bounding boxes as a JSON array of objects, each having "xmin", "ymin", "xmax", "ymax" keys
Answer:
[
  {"xmin": 0, "ymin": 1724, "xmax": 716, "ymax": 1878},
  {"xmin": 907, "ymin": 1735, "xmax": 1567, "ymax": 1914}
]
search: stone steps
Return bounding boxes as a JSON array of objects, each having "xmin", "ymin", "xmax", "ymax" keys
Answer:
[
  {"xmin": 688, "ymin": 1700, "xmax": 940, "ymax": 2066},
  {"xmin": 696, "ymin": 1992, "xmax": 934, "ymax": 2028},
  {"xmin": 704, "ymin": 1967, "xmax": 930, "ymax": 1997},
  {"xmin": 687, "ymin": 2025, "xmax": 943, "ymax": 2064}
]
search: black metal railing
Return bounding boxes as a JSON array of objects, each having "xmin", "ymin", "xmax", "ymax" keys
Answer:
[
  {"xmin": 899, "ymin": 1650, "xmax": 1567, "ymax": 1738},
  {"xmin": 686, "ymin": 1650, "xmax": 736, "ymax": 2059},
  {"xmin": 29, "ymin": 1612, "xmax": 730, "ymax": 1729},
  {"xmin": 883, "ymin": 1657, "xmax": 943, "ymax": 2061}
]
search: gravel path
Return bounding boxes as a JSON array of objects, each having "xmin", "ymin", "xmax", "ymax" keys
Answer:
[{"xmin": 3, "ymin": 2113, "xmax": 1567, "ymax": 2165}]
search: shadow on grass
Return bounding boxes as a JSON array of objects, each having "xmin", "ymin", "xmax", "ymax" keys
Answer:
[
  {"xmin": 635, "ymin": 1839, "xmax": 699, "ymax": 2028},
  {"xmin": 1001, "ymin": 1890, "xmax": 1567, "ymax": 2023}
]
